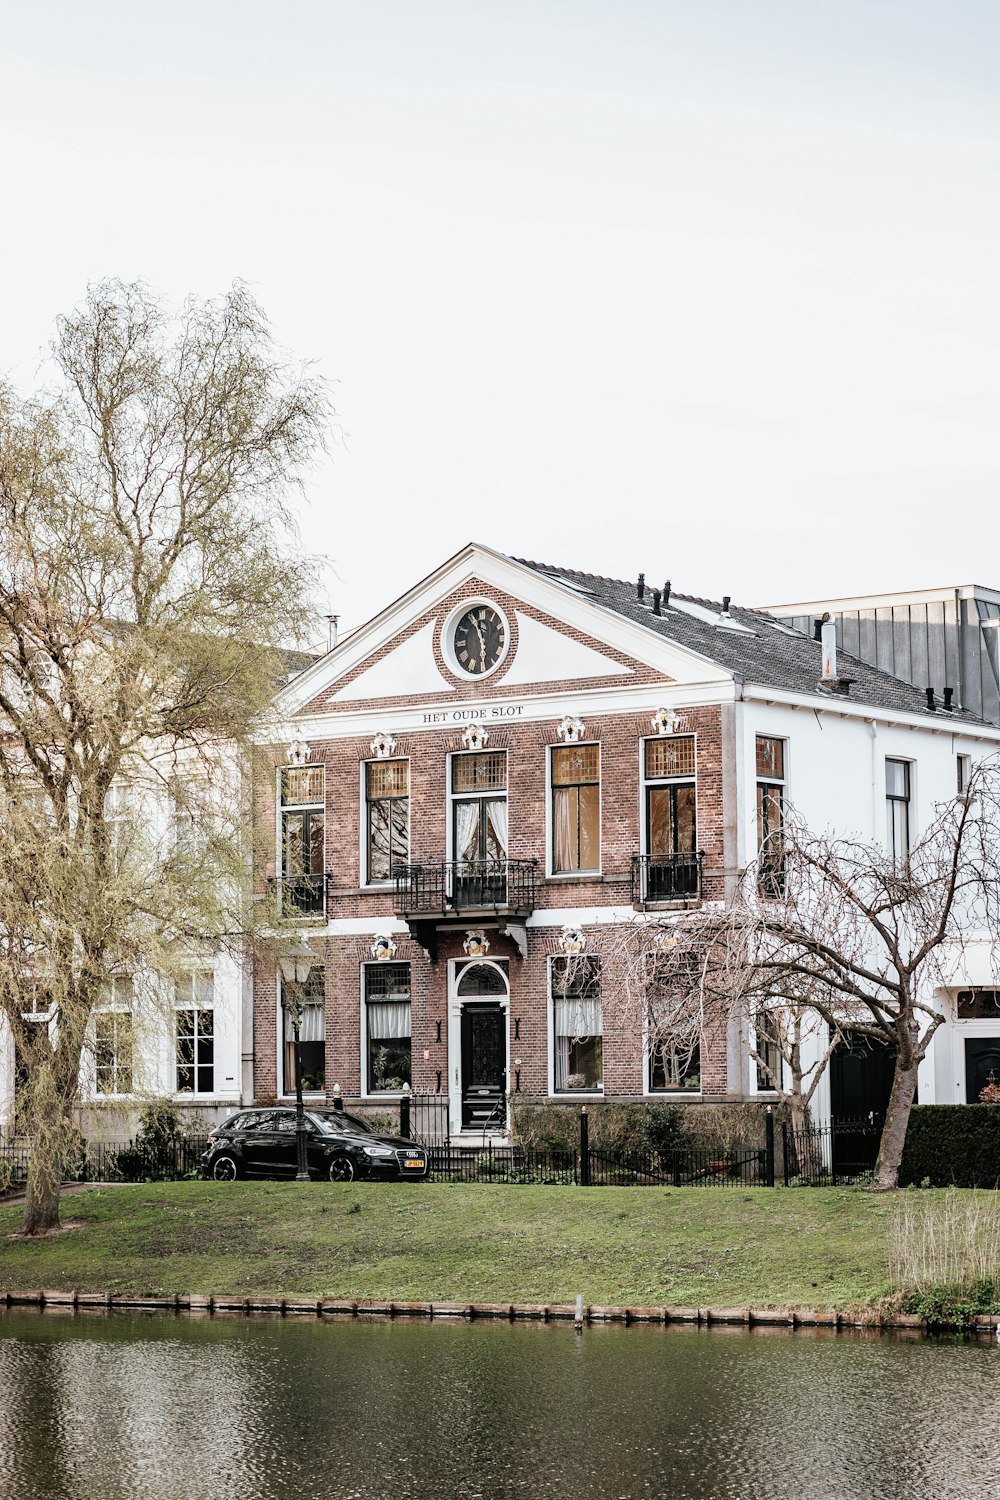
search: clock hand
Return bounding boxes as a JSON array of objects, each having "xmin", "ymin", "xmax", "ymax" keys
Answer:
[{"xmin": 474, "ymin": 618, "xmax": 487, "ymax": 663}]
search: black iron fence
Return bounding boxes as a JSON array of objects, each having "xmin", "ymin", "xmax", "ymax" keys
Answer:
[
  {"xmin": 630, "ymin": 852, "xmax": 703, "ymax": 904},
  {"xmin": 393, "ymin": 859, "xmax": 537, "ymax": 915},
  {"xmin": 0, "ymin": 1136, "xmax": 209, "ymax": 1189},
  {"xmin": 781, "ymin": 1116, "xmax": 882, "ymax": 1185},
  {"xmin": 0, "ymin": 1112, "xmax": 884, "ymax": 1191}
]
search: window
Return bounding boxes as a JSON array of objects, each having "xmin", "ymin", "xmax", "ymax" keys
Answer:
[
  {"xmin": 957, "ymin": 755, "xmax": 972, "ymax": 794},
  {"xmin": 645, "ymin": 949, "xmax": 701, "ymax": 1093},
  {"xmin": 551, "ymin": 744, "xmax": 600, "ymax": 873},
  {"xmin": 649, "ymin": 1039, "xmax": 700, "ymax": 1093},
  {"xmin": 551, "ymin": 956, "xmax": 602, "ymax": 1093},
  {"xmin": 756, "ymin": 736, "xmax": 785, "ymax": 896},
  {"xmin": 366, "ymin": 760, "xmax": 409, "ymax": 882},
  {"xmin": 106, "ymin": 780, "xmax": 141, "ymax": 870},
  {"xmin": 885, "ymin": 759, "xmax": 911, "ymax": 866},
  {"xmin": 364, "ymin": 963, "xmax": 411, "ymax": 1093},
  {"xmin": 279, "ymin": 765, "xmax": 326, "ymax": 916},
  {"xmin": 753, "ymin": 1013, "xmax": 782, "ymax": 1093},
  {"xmin": 956, "ymin": 989, "xmax": 1000, "ymax": 1020},
  {"xmin": 451, "ymin": 752, "xmax": 508, "ymax": 903},
  {"xmin": 642, "ymin": 736, "xmax": 698, "ymax": 899},
  {"xmin": 282, "ymin": 965, "xmax": 326, "ymax": 1094},
  {"xmin": 175, "ymin": 973, "xmax": 214, "ymax": 1094},
  {"xmin": 95, "ymin": 977, "xmax": 133, "ymax": 1095}
]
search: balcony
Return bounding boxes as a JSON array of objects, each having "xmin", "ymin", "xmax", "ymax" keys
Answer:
[
  {"xmin": 631, "ymin": 852, "xmax": 703, "ymax": 906},
  {"xmin": 394, "ymin": 859, "xmax": 537, "ymax": 917},
  {"xmin": 267, "ymin": 873, "xmax": 333, "ymax": 922}
]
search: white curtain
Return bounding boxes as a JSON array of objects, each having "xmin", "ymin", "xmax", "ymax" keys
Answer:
[
  {"xmin": 368, "ymin": 1001, "xmax": 411, "ymax": 1040},
  {"xmin": 487, "ymin": 799, "xmax": 508, "ymax": 858},
  {"xmin": 454, "ymin": 800, "xmax": 480, "ymax": 864},
  {"xmin": 554, "ymin": 997, "xmax": 603, "ymax": 1038},
  {"xmin": 553, "ymin": 788, "xmax": 574, "ymax": 871},
  {"xmin": 285, "ymin": 1002, "xmax": 325, "ymax": 1043}
]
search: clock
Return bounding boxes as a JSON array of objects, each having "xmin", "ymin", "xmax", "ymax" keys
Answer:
[{"xmin": 452, "ymin": 605, "xmax": 506, "ymax": 676}]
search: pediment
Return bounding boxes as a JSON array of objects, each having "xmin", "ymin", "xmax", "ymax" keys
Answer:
[{"xmin": 281, "ymin": 546, "xmax": 732, "ymax": 720}]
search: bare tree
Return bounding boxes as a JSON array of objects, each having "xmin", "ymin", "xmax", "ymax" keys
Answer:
[
  {"xmin": 0, "ymin": 281, "xmax": 329, "ymax": 1234},
  {"xmin": 600, "ymin": 758, "xmax": 1000, "ymax": 1189}
]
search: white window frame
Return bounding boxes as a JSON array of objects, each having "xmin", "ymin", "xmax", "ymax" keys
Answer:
[
  {"xmin": 174, "ymin": 970, "xmax": 215, "ymax": 1098},
  {"xmin": 277, "ymin": 968, "xmax": 327, "ymax": 1099},
  {"xmin": 547, "ymin": 741, "xmax": 602, "ymax": 879},
  {"xmin": 361, "ymin": 757, "xmax": 411, "ymax": 889},
  {"xmin": 360, "ymin": 961, "xmax": 413, "ymax": 1098},
  {"xmin": 643, "ymin": 1023, "xmax": 703, "ymax": 1099},
  {"xmin": 275, "ymin": 763, "xmax": 327, "ymax": 917},
  {"xmin": 748, "ymin": 1018, "xmax": 783, "ymax": 1097},
  {"xmin": 884, "ymin": 756, "xmax": 914, "ymax": 866},
  {"xmin": 446, "ymin": 749, "xmax": 509, "ymax": 865},
  {"xmin": 93, "ymin": 976, "xmax": 134, "ymax": 1099},
  {"xmin": 548, "ymin": 954, "xmax": 604, "ymax": 1099}
]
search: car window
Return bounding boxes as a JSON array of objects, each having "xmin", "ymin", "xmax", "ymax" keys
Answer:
[
  {"xmin": 273, "ymin": 1115, "xmax": 298, "ymax": 1133},
  {"xmin": 311, "ymin": 1111, "xmax": 371, "ymax": 1135},
  {"xmin": 246, "ymin": 1111, "xmax": 277, "ymax": 1131}
]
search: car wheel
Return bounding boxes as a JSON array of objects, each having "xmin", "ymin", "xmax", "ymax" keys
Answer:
[
  {"xmin": 327, "ymin": 1155, "xmax": 355, "ymax": 1183},
  {"xmin": 212, "ymin": 1154, "xmax": 239, "ymax": 1182}
]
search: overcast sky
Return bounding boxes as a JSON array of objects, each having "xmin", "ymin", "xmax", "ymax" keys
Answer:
[{"xmin": 2, "ymin": 1, "xmax": 998, "ymax": 634}]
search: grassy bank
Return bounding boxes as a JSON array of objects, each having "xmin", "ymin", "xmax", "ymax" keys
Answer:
[{"xmin": 0, "ymin": 1182, "xmax": 946, "ymax": 1310}]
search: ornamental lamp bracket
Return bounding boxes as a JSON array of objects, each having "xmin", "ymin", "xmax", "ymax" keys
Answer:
[{"xmin": 461, "ymin": 722, "xmax": 489, "ymax": 750}]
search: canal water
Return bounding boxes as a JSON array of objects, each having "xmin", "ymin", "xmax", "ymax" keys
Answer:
[{"xmin": 1, "ymin": 1309, "xmax": 997, "ymax": 1500}]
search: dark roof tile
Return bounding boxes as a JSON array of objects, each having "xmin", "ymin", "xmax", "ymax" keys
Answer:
[{"xmin": 513, "ymin": 557, "xmax": 987, "ymax": 726}]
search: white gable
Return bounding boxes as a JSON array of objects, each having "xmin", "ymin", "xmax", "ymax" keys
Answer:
[
  {"xmin": 280, "ymin": 543, "xmax": 734, "ymax": 718},
  {"xmin": 330, "ymin": 620, "xmax": 451, "ymax": 701},
  {"xmin": 501, "ymin": 611, "xmax": 632, "ymax": 685}
]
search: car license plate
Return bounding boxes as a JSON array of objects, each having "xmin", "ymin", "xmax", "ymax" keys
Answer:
[{"xmin": 404, "ymin": 1158, "xmax": 425, "ymax": 1169}]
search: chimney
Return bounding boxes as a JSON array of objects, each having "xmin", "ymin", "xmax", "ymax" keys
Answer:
[
  {"xmin": 637, "ymin": 573, "xmax": 645, "ymax": 602},
  {"xmin": 943, "ymin": 686, "xmax": 954, "ymax": 710},
  {"xmin": 721, "ymin": 595, "xmax": 732, "ymax": 619},
  {"xmin": 820, "ymin": 613, "xmax": 837, "ymax": 682},
  {"xmin": 663, "ymin": 580, "xmax": 671, "ymax": 607},
  {"xmin": 813, "ymin": 618, "xmax": 823, "ymax": 642},
  {"xmin": 324, "ymin": 614, "xmax": 339, "ymax": 651},
  {"xmin": 651, "ymin": 589, "xmax": 662, "ymax": 617},
  {"xmin": 925, "ymin": 687, "xmax": 936, "ymax": 711}
]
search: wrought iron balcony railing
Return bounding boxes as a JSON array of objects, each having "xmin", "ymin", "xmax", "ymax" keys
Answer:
[
  {"xmin": 631, "ymin": 852, "xmax": 703, "ymax": 905},
  {"xmin": 394, "ymin": 859, "xmax": 537, "ymax": 916},
  {"xmin": 267, "ymin": 872, "xmax": 333, "ymax": 921}
]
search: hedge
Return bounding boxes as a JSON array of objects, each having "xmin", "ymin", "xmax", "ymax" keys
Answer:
[{"xmin": 899, "ymin": 1105, "xmax": 1000, "ymax": 1188}]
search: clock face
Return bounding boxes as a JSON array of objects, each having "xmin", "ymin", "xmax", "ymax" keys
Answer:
[{"xmin": 453, "ymin": 606, "xmax": 506, "ymax": 676}]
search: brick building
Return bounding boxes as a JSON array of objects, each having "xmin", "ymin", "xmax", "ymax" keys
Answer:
[{"xmin": 254, "ymin": 543, "xmax": 1000, "ymax": 1136}]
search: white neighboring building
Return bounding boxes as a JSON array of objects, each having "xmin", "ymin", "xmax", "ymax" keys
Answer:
[{"xmin": 0, "ymin": 754, "xmax": 252, "ymax": 1142}]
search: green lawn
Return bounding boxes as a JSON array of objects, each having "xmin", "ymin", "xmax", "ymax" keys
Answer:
[{"xmin": 0, "ymin": 1182, "xmax": 921, "ymax": 1310}]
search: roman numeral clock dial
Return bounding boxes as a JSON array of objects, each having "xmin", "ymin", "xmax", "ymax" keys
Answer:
[{"xmin": 452, "ymin": 606, "xmax": 505, "ymax": 676}]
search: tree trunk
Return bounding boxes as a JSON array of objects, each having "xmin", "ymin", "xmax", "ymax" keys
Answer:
[
  {"xmin": 871, "ymin": 1060, "xmax": 918, "ymax": 1191},
  {"xmin": 20, "ymin": 1143, "xmax": 63, "ymax": 1236}
]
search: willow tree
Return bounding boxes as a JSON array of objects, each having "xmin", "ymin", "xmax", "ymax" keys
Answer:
[{"xmin": 0, "ymin": 281, "xmax": 328, "ymax": 1234}]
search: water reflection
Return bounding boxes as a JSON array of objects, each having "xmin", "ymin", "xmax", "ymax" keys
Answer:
[{"xmin": 0, "ymin": 1309, "xmax": 996, "ymax": 1500}]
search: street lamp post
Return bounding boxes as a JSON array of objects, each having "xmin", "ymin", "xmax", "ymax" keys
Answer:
[{"xmin": 277, "ymin": 937, "xmax": 316, "ymax": 1183}]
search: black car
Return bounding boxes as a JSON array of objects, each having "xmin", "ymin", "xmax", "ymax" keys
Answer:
[{"xmin": 202, "ymin": 1107, "xmax": 429, "ymax": 1182}]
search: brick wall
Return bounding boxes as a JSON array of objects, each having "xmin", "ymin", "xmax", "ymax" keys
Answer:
[{"xmin": 253, "ymin": 699, "xmax": 739, "ymax": 1108}]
